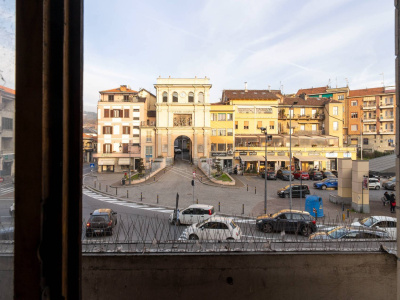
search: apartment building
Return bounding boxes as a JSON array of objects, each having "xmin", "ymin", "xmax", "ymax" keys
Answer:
[
  {"xmin": 346, "ymin": 87, "xmax": 396, "ymax": 152},
  {"xmin": 94, "ymin": 85, "xmax": 156, "ymax": 172},
  {"xmin": 0, "ymin": 85, "xmax": 15, "ymax": 177}
]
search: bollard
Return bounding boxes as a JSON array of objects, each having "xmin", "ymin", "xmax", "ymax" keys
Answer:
[
  {"xmin": 242, "ymin": 204, "xmax": 244, "ymax": 214},
  {"xmin": 196, "ymin": 198, "xmax": 198, "ymax": 204},
  {"xmin": 347, "ymin": 209, "xmax": 349, "ymax": 218},
  {"xmin": 247, "ymin": 184, "xmax": 248, "ymax": 191},
  {"xmin": 116, "ymin": 187, "xmax": 118, "ymax": 195},
  {"xmin": 106, "ymin": 185, "xmax": 108, "ymax": 192},
  {"xmin": 141, "ymin": 192, "xmax": 143, "ymax": 201},
  {"xmin": 99, "ymin": 183, "xmax": 101, "ymax": 190},
  {"xmin": 218, "ymin": 202, "xmax": 221, "ymax": 212},
  {"xmin": 255, "ymin": 186, "xmax": 256, "ymax": 194},
  {"xmin": 342, "ymin": 203, "xmax": 344, "ymax": 211},
  {"xmin": 157, "ymin": 195, "xmax": 159, "ymax": 204},
  {"xmin": 127, "ymin": 190, "xmax": 129, "ymax": 198},
  {"xmin": 154, "ymin": 176, "xmax": 155, "ymax": 182},
  {"xmin": 342, "ymin": 213, "xmax": 345, "ymax": 221},
  {"xmin": 94, "ymin": 181, "xmax": 96, "ymax": 188}
]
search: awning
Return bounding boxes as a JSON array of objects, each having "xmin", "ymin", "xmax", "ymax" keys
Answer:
[
  {"xmin": 98, "ymin": 159, "xmax": 115, "ymax": 166},
  {"xmin": 265, "ymin": 155, "xmax": 290, "ymax": 161},
  {"xmin": 118, "ymin": 158, "xmax": 131, "ymax": 165},
  {"xmin": 240, "ymin": 155, "xmax": 264, "ymax": 162},
  {"xmin": 294, "ymin": 155, "xmax": 329, "ymax": 162},
  {"xmin": 287, "ymin": 121, "xmax": 298, "ymax": 128}
]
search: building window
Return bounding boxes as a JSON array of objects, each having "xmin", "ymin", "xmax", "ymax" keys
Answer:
[
  {"xmin": 235, "ymin": 121, "xmax": 238, "ymax": 129},
  {"xmin": 269, "ymin": 121, "xmax": 274, "ymax": 130},
  {"xmin": 2, "ymin": 118, "xmax": 13, "ymax": 130},
  {"xmin": 333, "ymin": 106, "xmax": 338, "ymax": 115},
  {"xmin": 145, "ymin": 146, "xmax": 152, "ymax": 156},
  {"xmin": 104, "ymin": 109, "xmax": 110, "ymax": 118},
  {"xmin": 133, "ymin": 109, "xmax": 140, "ymax": 112},
  {"xmin": 300, "ymin": 108, "xmax": 305, "ymax": 116},
  {"xmin": 103, "ymin": 126, "xmax": 113, "ymax": 134},
  {"xmin": 244, "ymin": 121, "xmax": 249, "ymax": 129},
  {"xmin": 351, "ymin": 101, "xmax": 357, "ymax": 106},
  {"xmin": 121, "ymin": 143, "xmax": 128, "ymax": 153},
  {"xmin": 300, "ymin": 125, "xmax": 305, "ymax": 131},
  {"xmin": 227, "ymin": 128, "xmax": 233, "ymax": 136},
  {"xmin": 227, "ymin": 113, "xmax": 233, "ymax": 121},
  {"xmin": 227, "ymin": 144, "xmax": 233, "ymax": 151},
  {"xmin": 257, "ymin": 121, "xmax": 262, "ymax": 128},
  {"xmin": 188, "ymin": 92, "xmax": 194, "ymax": 103},
  {"xmin": 311, "ymin": 124, "xmax": 317, "ymax": 131},
  {"xmin": 108, "ymin": 95, "xmax": 114, "ymax": 102},
  {"xmin": 162, "ymin": 92, "xmax": 168, "ymax": 102},
  {"xmin": 146, "ymin": 130, "xmax": 152, "ymax": 142},
  {"xmin": 211, "ymin": 129, "xmax": 216, "ymax": 136},
  {"xmin": 312, "ymin": 109, "xmax": 316, "ymax": 117},
  {"xmin": 218, "ymin": 144, "xmax": 226, "ymax": 151},
  {"xmin": 113, "ymin": 109, "xmax": 122, "ymax": 118},
  {"xmin": 218, "ymin": 129, "xmax": 226, "ymax": 136},
  {"xmin": 173, "ymin": 92, "xmax": 178, "ymax": 102},
  {"xmin": 123, "ymin": 95, "xmax": 129, "ymax": 102},
  {"xmin": 363, "ymin": 138, "xmax": 369, "ymax": 145},
  {"xmin": 122, "ymin": 126, "xmax": 130, "ymax": 134},
  {"xmin": 211, "ymin": 113, "xmax": 217, "ymax": 121},
  {"xmin": 338, "ymin": 95, "xmax": 344, "ymax": 100},
  {"xmin": 333, "ymin": 121, "xmax": 338, "ymax": 131},
  {"xmin": 124, "ymin": 109, "xmax": 129, "ymax": 118},
  {"xmin": 198, "ymin": 92, "xmax": 204, "ymax": 103},
  {"xmin": 218, "ymin": 113, "xmax": 226, "ymax": 121},
  {"xmin": 211, "ymin": 143, "xmax": 217, "ymax": 151},
  {"xmin": 351, "ymin": 124, "xmax": 358, "ymax": 131},
  {"xmin": 103, "ymin": 143, "xmax": 112, "ymax": 153},
  {"xmin": 351, "ymin": 112, "xmax": 358, "ymax": 118}
]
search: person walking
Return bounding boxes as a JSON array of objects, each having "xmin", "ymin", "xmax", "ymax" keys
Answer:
[{"xmin": 390, "ymin": 192, "xmax": 396, "ymax": 213}]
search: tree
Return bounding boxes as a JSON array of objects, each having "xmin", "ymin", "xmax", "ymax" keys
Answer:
[
  {"xmin": 137, "ymin": 158, "xmax": 145, "ymax": 175},
  {"xmin": 215, "ymin": 158, "xmax": 222, "ymax": 176}
]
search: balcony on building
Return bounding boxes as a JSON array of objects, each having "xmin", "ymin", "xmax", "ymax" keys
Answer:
[
  {"xmin": 379, "ymin": 115, "xmax": 394, "ymax": 122},
  {"xmin": 379, "ymin": 101, "xmax": 394, "ymax": 109},
  {"xmin": 362, "ymin": 103, "xmax": 376, "ymax": 110},
  {"xmin": 140, "ymin": 120, "xmax": 156, "ymax": 127}
]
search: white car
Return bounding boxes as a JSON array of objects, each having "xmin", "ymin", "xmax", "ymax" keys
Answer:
[
  {"xmin": 169, "ymin": 204, "xmax": 215, "ymax": 225},
  {"xmin": 368, "ymin": 178, "xmax": 381, "ymax": 190},
  {"xmin": 180, "ymin": 217, "xmax": 241, "ymax": 241},
  {"xmin": 174, "ymin": 146, "xmax": 182, "ymax": 154},
  {"xmin": 352, "ymin": 216, "xmax": 397, "ymax": 239}
]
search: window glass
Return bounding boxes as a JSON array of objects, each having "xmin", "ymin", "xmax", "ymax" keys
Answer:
[
  {"xmin": 227, "ymin": 129, "xmax": 233, "ymax": 136},
  {"xmin": 218, "ymin": 144, "xmax": 226, "ymax": 151},
  {"xmin": 227, "ymin": 113, "xmax": 233, "ymax": 121},
  {"xmin": 173, "ymin": 92, "xmax": 178, "ymax": 102},
  {"xmin": 218, "ymin": 113, "xmax": 226, "ymax": 121},
  {"xmin": 188, "ymin": 92, "xmax": 194, "ymax": 103},
  {"xmin": 162, "ymin": 92, "xmax": 168, "ymax": 102}
]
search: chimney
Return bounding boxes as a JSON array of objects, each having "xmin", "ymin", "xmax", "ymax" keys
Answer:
[
  {"xmin": 268, "ymin": 85, "xmax": 271, "ymax": 92},
  {"xmin": 120, "ymin": 85, "xmax": 127, "ymax": 92},
  {"xmin": 299, "ymin": 93, "xmax": 306, "ymax": 100},
  {"xmin": 244, "ymin": 82, "xmax": 248, "ymax": 92}
]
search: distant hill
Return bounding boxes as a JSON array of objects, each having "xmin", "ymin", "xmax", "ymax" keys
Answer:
[{"xmin": 83, "ymin": 111, "xmax": 97, "ymax": 127}]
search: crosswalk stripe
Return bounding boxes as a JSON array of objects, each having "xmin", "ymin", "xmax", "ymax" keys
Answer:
[
  {"xmin": 141, "ymin": 207, "xmax": 166, "ymax": 211},
  {"xmin": 158, "ymin": 210, "xmax": 174, "ymax": 213}
]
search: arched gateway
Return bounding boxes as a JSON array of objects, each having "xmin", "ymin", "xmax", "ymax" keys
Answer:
[{"xmin": 154, "ymin": 77, "xmax": 212, "ymax": 165}]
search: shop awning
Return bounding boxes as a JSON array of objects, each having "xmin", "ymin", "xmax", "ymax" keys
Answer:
[
  {"xmin": 98, "ymin": 159, "xmax": 115, "ymax": 166},
  {"xmin": 240, "ymin": 155, "xmax": 264, "ymax": 162},
  {"xmin": 118, "ymin": 158, "xmax": 131, "ymax": 165},
  {"xmin": 294, "ymin": 155, "xmax": 329, "ymax": 162},
  {"xmin": 265, "ymin": 155, "xmax": 290, "ymax": 161},
  {"xmin": 287, "ymin": 121, "xmax": 298, "ymax": 128}
]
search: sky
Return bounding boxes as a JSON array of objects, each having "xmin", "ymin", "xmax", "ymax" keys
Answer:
[{"xmin": 0, "ymin": 0, "xmax": 396, "ymax": 112}]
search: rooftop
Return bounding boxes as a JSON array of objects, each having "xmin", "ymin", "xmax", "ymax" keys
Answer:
[{"xmin": 222, "ymin": 90, "xmax": 279, "ymax": 101}]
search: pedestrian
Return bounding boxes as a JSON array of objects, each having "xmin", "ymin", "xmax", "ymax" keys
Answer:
[{"xmin": 390, "ymin": 192, "xmax": 396, "ymax": 213}]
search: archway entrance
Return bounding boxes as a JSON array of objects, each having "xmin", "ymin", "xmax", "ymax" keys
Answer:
[{"xmin": 174, "ymin": 135, "xmax": 192, "ymax": 162}]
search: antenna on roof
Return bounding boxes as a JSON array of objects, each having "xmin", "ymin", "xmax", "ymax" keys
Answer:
[
  {"xmin": 379, "ymin": 73, "xmax": 385, "ymax": 87},
  {"xmin": 345, "ymin": 78, "xmax": 349, "ymax": 87},
  {"xmin": 335, "ymin": 77, "xmax": 337, "ymax": 88},
  {"xmin": 328, "ymin": 79, "xmax": 331, "ymax": 88},
  {"xmin": 268, "ymin": 85, "xmax": 271, "ymax": 92}
]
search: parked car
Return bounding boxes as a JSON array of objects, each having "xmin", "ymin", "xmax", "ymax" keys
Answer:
[
  {"xmin": 293, "ymin": 170, "xmax": 310, "ymax": 180},
  {"xmin": 181, "ymin": 217, "xmax": 241, "ymax": 241},
  {"xmin": 368, "ymin": 178, "xmax": 381, "ymax": 190},
  {"xmin": 0, "ymin": 226, "xmax": 14, "ymax": 240},
  {"xmin": 261, "ymin": 170, "xmax": 277, "ymax": 180},
  {"xmin": 277, "ymin": 170, "xmax": 294, "ymax": 181},
  {"xmin": 9, "ymin": 203, "xmax": 15, "ymax": 217},
  {"xmin": 383, "ymin": 177, "xmax": 396, "ymax": 190},
  {"xmin": 309, "ymin": 170, "xmax": 323, "ymax": 181},
  {"xmin": 174, "ymin": 146, "xmax": 182, "ymax": 154},
  {"xmin": 313, "ymin": 178, "xmax": 338, "ymax": 190},
  {"xmin": 309, "ymin": 226, "xmax": 390, "ymax": 240},
  {"xmin": 256, "ymin": 209, "xmax": 317, "ymax": 237},
  {"xmin": 86, "ymin": 208, "xmax": 118, "ymax": 237},
  {"xmin": 321, "ymin": 171, "xmax": 336, "ymax": 178},
  {"xmin": 169, "ymin": 204, "xmax": 215, "ymax": 225},
  {"xmin": 277, "ymin": 184, "xmax": 310, "ymax": 198},
  {"xmin": 331, "ymin": 170, "xmax": 338, "ymax": 177},
  {"xmin": 351, "ymin": 216, "xmax": 397, "ymax": 239}
]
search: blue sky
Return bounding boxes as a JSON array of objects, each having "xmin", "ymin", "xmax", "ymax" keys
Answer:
[{"xmin": 0, "ymin": 1, "xmax": 396, "ymax": 112}]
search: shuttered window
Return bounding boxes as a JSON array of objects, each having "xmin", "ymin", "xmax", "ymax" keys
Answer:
[
  {"xmin": 103, "ymin": 126, "xmax": 113, "ymax": 134},
  {"xmin": 122, "ymin": 126, "xmax": 130, "ymax": 134},
  {"xmin": 244, "ymin": 121, "xmax": 249, "ymax": 129},
  {"xmin": 124, "ymin": 109, "xmax": 129, "ymax": 118},
  {"xmin": 257, "ymin": 121, "xmax": 262, "ymax": 128},
  {"xmin": 104, "ymin": 109, "xmax": 109, "ymax": 118}
]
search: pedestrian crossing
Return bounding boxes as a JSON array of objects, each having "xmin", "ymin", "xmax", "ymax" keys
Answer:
[
  {"xmin": 82, "ymin": 188, "xmax": 174, "ymax": 214},
  {"xmin": 0, "ymin": 186, "xmax": 14, "ymax": 197}
]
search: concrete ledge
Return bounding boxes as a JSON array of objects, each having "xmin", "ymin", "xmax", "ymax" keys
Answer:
[
  {"xmin": 329, "ymin": 194, "xmax": 352, "ymax": 205},
  {"xmin": 197, "ymin": 164, "xmax": 236, "ymax": 186}
]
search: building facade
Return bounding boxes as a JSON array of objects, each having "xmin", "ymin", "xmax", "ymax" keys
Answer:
[{"xmin": 0, "ymin": 85, "xmax": 15, "ymax": 177}]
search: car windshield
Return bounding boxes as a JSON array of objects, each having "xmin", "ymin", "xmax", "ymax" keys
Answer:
[
  {"xmin": 230, "ymin": 220, "xmax": 237, "ymax": 229},
  {"xmin": 389, "ymin": 177, "xmax": 396, "ymax": 182},
  {"xmin": 320, "ymin": 178, "xmax": 329, "ymax": 182},
  {"xmin": 196, "ymin": 219, "xmax": 208, "ymax": 228},
  {"xmin": 324, "ymin": 172, "xmax": 332, "ymax": 175},
  {"xmin": 359, "ymin": 217, "xmax": 378, "ymax": 227},
  {"xmin": 282, "ymin": 171, "xmax": 291, "ymax": 174},
  {"xmin": 327, "ymin": 227, "xmax": 348, "ymax": 239},
  {"xmin": 90, "ymin": 216, "xmax": 109, "ymax": 222}
]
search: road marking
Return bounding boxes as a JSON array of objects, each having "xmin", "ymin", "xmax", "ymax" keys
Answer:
[{"xmin": 0, "ymin": 198, "xmax": 14, "ymax": 201}]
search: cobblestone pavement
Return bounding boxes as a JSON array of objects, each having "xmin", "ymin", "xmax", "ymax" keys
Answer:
[{"xmin": 83, "ymin": 159, "xmax": 396, "ymax": 223}]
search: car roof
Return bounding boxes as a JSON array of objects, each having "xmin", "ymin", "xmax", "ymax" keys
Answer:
[
  {"xmin": 93, "ymin": 208, "xmax": 112, "ymax": 214},
  {"xmin": 278, "ymin": 209, "xmax": 311, "ymax": 215},
  {"xmin": 187, "ymin": 204, "xmax": 214, "ymax": 210},
  {"xmin": 204, "ymin": 216, "xmax": 233, "ymax": 223},
  {"xmin": 370, "ymin": 216, "xmax": 397, "ymax": 222}
]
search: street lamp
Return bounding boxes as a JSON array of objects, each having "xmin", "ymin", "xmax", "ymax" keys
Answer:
[
  {"xmin": 289, "ymin": 101, "xmax": 298, "ymax": 210},
  {"xmin": 260, "ymin": 127, "xmax": 272, "ymax": 214}
]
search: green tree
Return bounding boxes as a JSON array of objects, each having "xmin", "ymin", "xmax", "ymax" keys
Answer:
[
  {"xmin": 215, "ymin": 158, "xmax": 222, "ymax": 176},
  {"xmin": 137, "ymin": 158, "xmax": 145, "ymax": 175}
]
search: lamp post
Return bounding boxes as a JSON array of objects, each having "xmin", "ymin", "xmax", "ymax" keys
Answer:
[
  {"xmin": 260, "ymin": 127, "xmax": 272, "ymax": 214},
  {"xmin": 289, "ymin": 101, "xmax": 298, "ymax": 210},
  {"xmin": 360, "ymin": 118, "xmax": 363, "ymax": 160}
]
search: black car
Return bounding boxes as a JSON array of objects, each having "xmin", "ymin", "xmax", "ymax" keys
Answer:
[
  {"xmin": 277, "ymin": 170, "xmax": 294, "ymax": 181},
  {"xmin": 256, "ymin": 209, "xmax": 317, "ymax": 236},
  {"xmin": 86, "ymin": 208, "xmax": 118, "ymax": 237},
  {"xmin": 331, "ymin": 170, "xmax": 338, "ymax": 177},
  {"xmin": 321, "ymin": 171, "xmax": 335, "ymax": 178},
  {"xmin": 262, "ymin": 170, "xmax": 277, "ymax": 180},
  {"xmin": 277, "ymin": 184, "xmax": 310, "ymax": 198},
  {"xmin": 309, "ymin": 170, "xmax": 323, "ymax": 180}
]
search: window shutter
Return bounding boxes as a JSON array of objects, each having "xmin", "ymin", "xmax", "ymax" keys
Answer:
[
  {"xmin": 104, "ymin": 109, "xmax": 109, "ymax": 118},
  {"xmin": 111, "ymin": 127, "xmax": 113, "ymax": 134},
  {"xmin": 244, "ymin": 121, "xmax": 249, "ymax": 126},
  {"xmin": 269, "ymin": 121, "xmax": 274, "ymax": 126},
  {"xmin": 110, "ymin": 144, "xmax": 113, "ymax": 152},
  {"xmin": 103, "ymin": 144, "xmax": 106, "ymax": 153},
  {"xmin": 128, "ymin": 127, "xmax": 130, "ymax": 134},
  {"xmin": 124, "ymin": 109, "xmax": 129, "ymax": 118},
  {"xmin": 257, "ymin": 121, "xmax": 262, "ymax": 128}
]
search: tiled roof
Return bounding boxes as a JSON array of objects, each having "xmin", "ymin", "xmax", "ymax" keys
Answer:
[
  {"xmin": 348, "ymin": 87, "xmax": 385, "ymax": 97},
  {"xmin": 296, "ymin": 87, "xmax": 327, "ymax": 96},
  {"xmin": 222, "ymin": 90, "xmax": 279, "ymax": 101},
  {"xmin": 100, "ymin": 86, "xmax": 137, "ymax": 93},
  {"xmin": 0, "ymin": 85, "xmax": 15, "ymax": 95},
  {"xmin": 281, "ymin": 97, "xmax": 340, "ymax": 106}
]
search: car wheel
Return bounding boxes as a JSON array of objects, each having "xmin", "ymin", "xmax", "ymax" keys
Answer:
[
  {"xmin": 262, "ymin": 223, "xmax": 273, "ymax": 233},
  {"xmin": 226, "ymin": 237, "xmax": 235, "ymax": 241},
  {"xmin": 189, "ymin": 234, "xmax": 199, "ymax": 240},
  {"xmin": 108, "ymin": 229, "xmax": 113, "ymax": 236},
  {"xmin": 115, "ymin": 219, "xmax": 117, "ymax": 225},
  {"xmin": 375, "ymin": 186, "xmax": 380, "ymax": 190},
  {"xmin": 285, "ymin": 194, "xmax": 290, "ymax": 198},
  {"xmin": 322, "ymin": 185, "xmax": 327, "ymax": 190},
  {"xmin": 301, "ymin": 226, "xmax": 312, "ymax": 237},
  {"xmin": 85, "ymin": 232, "xmax": 92, "ymax": 238}
]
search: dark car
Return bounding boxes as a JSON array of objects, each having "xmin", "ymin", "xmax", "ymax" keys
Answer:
[
  {"xmin": 86, "ymin": 208, "xmax": 118, "ymax": 237},
  {"xmin": 277, "ymin": 169, "xmax": 294, "ymax": 181},
  {"xmin": 321, "ymin": 171, "xmax": 336, "ymax": 178},
  {"xmin": 261, "ymin": 170, "xmax": 277, "ymax": 180},
  {"xmin": 256, "ymin": 209, "xmax": 317, "ymax": 236},
  {"xmin": 331, "ymin": 170, "xmax": 338, "ymax": 177},
  {"xmin": 293, "ymin": 170, "xmax": 310, "ymax": 180},
  {"xmin": 277, "ymin": 184, "xmax": 310, "ymax": 198},
  {"xmin": 0, "ymin": 226, "xmax": 14, "ymax": 240},
  {"xmin": 383, "ymin": 177, "xmax": 396, "ymax": 190},
  {"xmin": 309, "ymin": 170, "xmax": 323, "ymax": 180}
]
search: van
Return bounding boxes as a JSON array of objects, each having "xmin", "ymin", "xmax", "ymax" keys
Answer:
[{"xmin": 368, "ymin": 178, "xmax": 381, "ymax": 190}]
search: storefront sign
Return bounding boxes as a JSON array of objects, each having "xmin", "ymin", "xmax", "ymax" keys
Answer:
[
  {"xmin": 249, "ymin": 151, "xmax": 257, "ymax": 155},
  {"xmin": 294, "ymin": 152, "xmax": 302, "ymax": 156},
  {"xmin": 343, "ymin": 153, "xmax": 352, "ymax": 158},
  {"xmin": 211, "ymin": 152, "xmax": 227, "ymax": 157},
  {"xmin": 239, "ymin": 151, "xmax": 247, "ymax": 155},
  {"xmin": 325, "ymin": 153, "xmax": 338, "ymax": 158},
  {"xmin": 267, "ymin": 151, "xmax": 275, "ymax": 156},
  {"xmin": 277, "ymin": 152, "xmax": 286, "ymax": 156},
  {"xmin": 308, "ymin": 152, "xmax": 321, "ymax": 156}
]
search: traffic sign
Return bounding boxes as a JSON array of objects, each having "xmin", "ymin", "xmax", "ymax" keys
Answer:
[
  {"xmin": 193, "ymin": 171, "xmax": 196, "ymax": 178},
  {"xmin": 90, "ymin": 163, "xmax": 95, "ymax": 168},
  {"xmin": 313, "ymin": 208, "xmax": 317, "ymax": 213}
]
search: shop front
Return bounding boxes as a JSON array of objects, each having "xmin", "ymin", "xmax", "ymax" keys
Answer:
[
  {"xmin": 239, "ymin": 154, "xmax": 264, "ymax": 173},
  {"xmin": 294, "ymin": 154, "xmax": 328, "ymax": 171},
  {"xmin": 98, "ymin": 158, "xmax": 116, "ymax": 172},
  {"xmin": 210, "ymin": 152, "xmax": 233, "ymax": 171}
]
